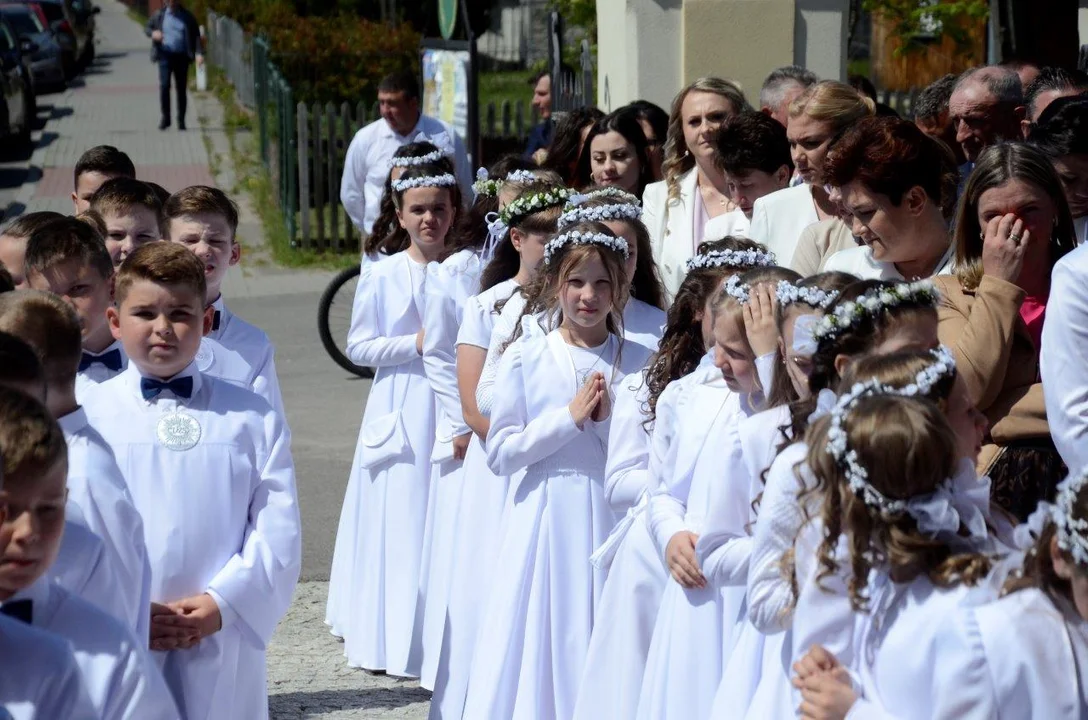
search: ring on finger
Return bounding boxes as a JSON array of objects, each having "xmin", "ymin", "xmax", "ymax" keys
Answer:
[{"xmin": 1009, "ymin": 233, "xmax": 1021, "ymax": 244}]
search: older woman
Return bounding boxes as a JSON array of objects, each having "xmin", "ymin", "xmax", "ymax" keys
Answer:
[
  {"xmin": 821, "ymin": 116, "xmax": 959, "ymax": 280},
  {"xmin": 935, "ymin": 142, "xmax": 1077, "ymax": 520},
  {"xmin": 642, "ymin": 77, "xmax": 750, "ymax": 299},
  {"xmin": 748, "ymin": 81, "xmax": 874, "ymax": 267}
]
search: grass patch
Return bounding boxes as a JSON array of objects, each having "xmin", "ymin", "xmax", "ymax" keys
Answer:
[
  {"xmin": 479, "ymin": 70, "xmax": 535, "ymax": 113},
  {"xmin": 203, "ymin": 66, "xmax": 357, "ymax": 270}
]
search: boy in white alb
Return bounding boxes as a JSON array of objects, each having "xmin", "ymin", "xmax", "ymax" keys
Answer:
[
  {"xmin": 0, "ymin": 613, "xmax": 99, "ymax": 720},
  {"xmin": 0, "ymin": 330, "xmax": 135, "ymax": 632},
  {"xmin": 0, "ymin": 386, "xmax": 180, "ymax": 719},
  {"xmin": 0, "ymin": 279, "xmax": 152, "ymax": 642},
  {"xmin": 164, "ymin": 185, "xmax": 285, "ymax": 416},
  {"xmin": 82, "ymin": 242, "xmax": 301, "ymax": 718}
]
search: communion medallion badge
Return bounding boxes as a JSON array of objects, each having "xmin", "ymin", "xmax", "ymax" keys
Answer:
[
  {"xmin": 195, "ymin": 340, "xmax": 214, "ymax": 371},
  {"xmin": 157, "ymin": 411, "xmax": 201, "ymax": 451}
]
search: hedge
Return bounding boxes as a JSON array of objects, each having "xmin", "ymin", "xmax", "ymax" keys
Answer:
[{"xmin": 194, "ymin": 0, "xmax": 422, "ymax": 106}]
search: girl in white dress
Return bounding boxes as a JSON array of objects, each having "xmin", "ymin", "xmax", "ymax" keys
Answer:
[
  {"xmin": 326, "ymin": 140, "xmax": 455, "ymax": 636},
  {"xmin": 463, "ymin": 222, "xmax": 651, "ymax": 720},
  {"xmin": 429, "ymin": 177, "xmax": 570, "ymax": 719},
  {"xmin": 574, "ymin": 239, "xmax": 777, "ymax": 720},
  {"xmin": 636, "ymin": 265, "xmax": 800, "ymax": 720},
  {"xmin": 701, "ymin": 272, "xmax": 854, "ymax": 719},
  {"xmin": 790, "ymin": 387, "xmax": 996, "ymax": 720},
  {"xmin": 330, "ymin": 163, "xmax": 461, "ymax": 678}
]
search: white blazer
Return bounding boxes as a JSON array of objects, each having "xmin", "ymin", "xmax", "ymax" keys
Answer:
[
  {"xmin": 643, "ymin": 169, "xmax": 699, "ymax": 301},
  {"xmin": 747, "ymin": 183, "xmax": 819, "ymax": 268}
]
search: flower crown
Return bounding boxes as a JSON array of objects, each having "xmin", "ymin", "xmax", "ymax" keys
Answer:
[
  {"xmin": 391, "ymin": 173, "xmax": 457, "ymax": 193},
  {"xmin": 776, "ymin": 281, "xmax": 840, "ymax": 310},
  {"xmin": 722, "ymin": 274, "xmax": 751, "ymax": 304},
  {"xmin": 542, "ymin": 230, "xmax": 629, "ymax": 266},
  {"xmin": 499, "ymin": 187, "xmax": 574, "ymax": 225},
  {"xmin": 824, "ymin": 346, "xmax": 961, "ymax": 531},
  {"xmin": 389, "ymin": 132, "xmax": 454, "ymax": 168},
  {"xmin": 685, "ymin": 248, "xmax": 776, "ymax": 272},
  {"xmin": 558, "ymin": 203, "xmax": 642, "ymax": 229},
  {"xmin": 566, "ymin": 187, "xmax": 642, "ymax": 209},
  {"xmin": 814, "ymin": 280, "xmax": 940, "ymax": 344},
  {"xmin": 1055, "ymin": 469, "xmax": 1088, "ymax": 566},
  {"xmin": 472, "ymin": 168, "xmax": 542, "ymax": 196}
]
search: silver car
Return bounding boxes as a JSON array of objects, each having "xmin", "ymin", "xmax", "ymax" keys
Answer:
[{"xmin": 0, "ymin": 2, "xmax": 63, "ymax": 91}]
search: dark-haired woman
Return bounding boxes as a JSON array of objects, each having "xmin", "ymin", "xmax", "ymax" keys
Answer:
[{"xmin": 576, "ymin": 111, "xmax": 655, "ymax": 199}]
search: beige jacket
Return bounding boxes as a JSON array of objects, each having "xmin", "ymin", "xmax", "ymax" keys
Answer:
[{"xmin": 789, "ymin": 218, "xmax": 857, "ymax": 277}]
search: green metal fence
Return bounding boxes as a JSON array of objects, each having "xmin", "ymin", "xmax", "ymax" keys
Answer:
[{"xmin": 251, "ymin": 35, "xmax": 297, "ymax": 244}]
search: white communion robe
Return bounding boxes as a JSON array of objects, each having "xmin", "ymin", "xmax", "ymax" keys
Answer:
[
  {"xmin": 50, "ymin": 513, "xmax": 130, "ymax": 631},
  {"xmin": 428, "ymin": 277, "xmax": 521, "ymax": 720},
  {"xmin": 206, "ymin": 296, "xmax": 286, "ymax": 418},
  {"xmin": 462, "ymin": 328, "xmax": 652, "ymax": 720},
  {"xmin": 59, "ymin": 406, "xmax": 153, "ymax": 642},
  {"xmin": 572, "ymin": 361, "xmax": 708, "ymax": 720},
  {"xmin": 0, "ymin": 614, "xmax": 99, "ymax": 720},
  {"xmin": 326, "ymin": 251, "xmax": 437, "ymax": 677},
  {"xmin": 4, "ymin": 578, "xmax": 180, "ymax": 719},
  {"xmin": 419, "ymin": 247, "xmax": 482, "ymax": 691},
  {"xmin": 83, "ymin": 362, "xmax": 301, "ymax": 720}
]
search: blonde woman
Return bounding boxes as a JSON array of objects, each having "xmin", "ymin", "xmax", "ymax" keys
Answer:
[
  {"xmin": 748, "ymin": 81, "xmax": 874, "ymax": 267},
  {"xmin": 642, "ymin": 77, "xmax": 750, "ymax": 300}
]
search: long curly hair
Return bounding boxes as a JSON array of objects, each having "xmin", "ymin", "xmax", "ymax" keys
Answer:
[
  {"xmin": 1004, "ymin": 479, "xmax": 1088, "ymax": 602},
  {"xmin": 807, "ymin": 394, "xmax": 992, "ymax": 611},
  {"xmin": 642, "ymin": 236, "xmax": 766, "ymax": 426}
]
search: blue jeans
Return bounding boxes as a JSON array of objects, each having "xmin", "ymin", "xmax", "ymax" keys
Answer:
[{"xmin": 158, "ymin": 52, "xmax": 190, "ymax": 124}]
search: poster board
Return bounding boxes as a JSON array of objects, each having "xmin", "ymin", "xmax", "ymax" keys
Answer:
[{"xmin": 421, "ymin": 41, "xmax": 477, "ymax": 167}]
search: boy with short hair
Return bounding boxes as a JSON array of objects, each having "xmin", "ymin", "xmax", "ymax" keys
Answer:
[
  {"xmin": 23, "ymin": 216, "xmax": 124, "ymax": 393},
  {"xmin": 0, "ymin": 211, "xmax": 65, "ymax": 289},
  {"xmin": 0, "ymin": 386, "xmax": 180, "ymax": 719},
  {"xmin": 0, "ymin": 291, "xmax": 152, "ymax": 640},
  {"xmin": 89, "ymin": 176, "xmax": 165, "ymax": 268},
  {"xmin": 72, "ymin": 145, "xmax": 136, "ymax": 214},
  {"xmin": 164, "ymin": 185, "xmax": 285, "ymax": 414},
  {"xmin": 83, "ymin": 242, "xmax": 301, "ymax": 716}
]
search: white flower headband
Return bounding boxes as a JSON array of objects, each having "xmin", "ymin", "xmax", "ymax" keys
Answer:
[
  {"xmin": 566, "ymin": 187, "xmax": 642, "ymax": 208},
  {"xmin": 814, "ymin": 280, "xmax": 940, "ymax": 344},
  {"xmin": 722, "ymin": 274, "xmax": 751, "ymax": 304},
  {"xmin": 685, "ymin": 248, "xmax": 776, "ymax": 272},
  {"xmin": 472, "ymin": 168, "xmax": 542, "ymax": 197},
  {"xmin": 824, "ymin": 346, "xmax": 963, "ymax": 535},
  {"xmin": 389, "ymin": 131, "xmax": 454, "ymax": 168},
  {"xmin": 543, "ymin": 230, "xmax": 629, "ymax": 266},
  {"xmin": 500, "ymin": 187, "xmax": 574, "ymax": 225},
  {"xmin": 1055, "ymin": 469, "xmax": 1088, "ymax": 566},
  {"xmin": 558, "ymin": 203, "xmax": 642, "ymax": 229},
  {"xmin": 776, "ymin": 280, "xmax": 840, "ymax": 310},
  {"xmin": 391, "ymin": 173, "xmax": 457, "ymax": 193}
]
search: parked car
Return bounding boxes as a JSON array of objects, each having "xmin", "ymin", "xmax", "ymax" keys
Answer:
[
  {"xmin": 13, "ymin": 0, "xmax": 86, "ymax": 72},
  {"xmin": 0, "ymin": 3, "xmax": 63, "ymax": 91},
  {"xmin": 0, "ymin": 17, "xmax": 34, "ymax": 152}
]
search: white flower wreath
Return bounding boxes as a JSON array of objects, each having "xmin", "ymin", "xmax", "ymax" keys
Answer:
[
  {"xmin": 722, "ymin": 274, "xmax": 751, "ymax": 303},
  {"xmin": 566, "ymin": 187, "xmax": 642, "ymax": 209},
  {"xmin": 824, "ymin": 346, "xmax": 963, "ymax": 535},
  {"xmin": 685, "ymin": 247, "xmax": 776, "ymax": 272},
  {"xmin": 500, "ymin": 187, "xmax": 575, "ymax": 225},
  {"xmin": 389, "ymin": 131, "xmax": 454, "ymax": 169},
  {"xmin": 391, "ymin": 173, "xmax": 457, "ymax": 193},
  {"xmin": 813, "ymin": 280, "xmax": 940, "ymax": 344},
  {"xmin": 543, "ymin": 230, "xmax": 629, "ymax": 266},
  {"xmin": 1056, "ymin": 469, "xmax": 1088, "ymax": 566},
  {"xmin": 558, "ymin": 203, "xmax": 642, "ymax": 229},
  {"xmin": 776, "ymin": 280, "xmax": 840, "ymax": 310}
]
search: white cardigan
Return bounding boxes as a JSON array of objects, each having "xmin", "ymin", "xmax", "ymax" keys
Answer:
[{"xmin": 643, "ymin": 169, "xmax": 699, "ymax": 301}]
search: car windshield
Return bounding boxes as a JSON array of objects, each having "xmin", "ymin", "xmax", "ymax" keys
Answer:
[
  {"xmin": 1, "ymin": 8, "xmax": 44, "ymax": 35},
  {"xmin": 37, "ymin": 3, "xmax": 63, "ymax": 23}
]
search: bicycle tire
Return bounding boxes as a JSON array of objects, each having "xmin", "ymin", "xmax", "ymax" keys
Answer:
[{"xmin": 317, "ymin": 264, "xmax": 374, "ymax": 378}]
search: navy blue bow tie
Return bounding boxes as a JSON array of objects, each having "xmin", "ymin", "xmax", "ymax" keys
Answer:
[
  {"xmin": 0, "ymin": 599, "xmax": 32, "ymax": 624},
  {"xmin": 140, "ymin": 376, "xmax": 194, "ymax": 400},
  {"xmin": 212, "ymin": 310, "xmax": 222, "ymax": 332},
  {"xmin": 79, "ymin": 348, "xmax": 123, "ymax": 372}
]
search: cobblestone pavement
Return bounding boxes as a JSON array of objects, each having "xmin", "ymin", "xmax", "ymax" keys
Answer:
[{"xmin": 267, "ymin": 582, "xmax": 431, "ymax": 719}]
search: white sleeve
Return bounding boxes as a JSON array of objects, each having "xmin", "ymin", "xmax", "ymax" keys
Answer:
[
  {"xmin": 755, "ymin": 352, "xmax": 777, "ymax": 397},
  {"xmin": 104, "ymin": 624, "xmax": 182, "ymax": 719},
  {"xmin": 747, "ymin": 443, "xmax": 808, "ymax": 632},
  {"xmin": 748, "ymin": 196, "xmax": 771, "ymax": 247},
  {"xmin": 603, "ymin": 380, "xmax": 653, "ymax": 513},
  {"xmin": 645, "ymin": 382, "xmax": 688, "ymax": 557},
  {"xmin": 695, "ymin": 429, "xmax": 754, "ymax": 587},
  {"xmin": 346, "ymin": 260, "xmax": 419, "ymax": 367},
  {"xmin": 250, "ymin": 345, "xmax": 286, "ymax": 420},
  {"xmin": 52, "ymin": 519, "xmax": 134, "ymax": 632},
  {"xmin": 423, "ymin": 264, "xmax": 470, "ymax": 437},
  {"xmin": 789, "ymin": 545, "xmax": 856, "ymax": 674},
  {"xmin": 926, "ymin": 607, "xmax": 1000, "ymax": 720},
  {"xmin": 476, "ymin": 297, "xmax": 521, "ymax": 416},
  {"xmin": 207, "ymin": 409, "xmax": 301, "ymax": 648},
  {"xmin": 340, "ymin": 131, "xmax": 370, "ymax": 233},
  {"xmin": 484, "ymin": 342, "xmax": 583, "ymax": 475},
  {"xmin": 1042, "ymin": 254, "xmax": 1088, "ymax": 471},
  {"xmin": 37, "ymin": 640, "xmax": 101, "ymax": 720}
]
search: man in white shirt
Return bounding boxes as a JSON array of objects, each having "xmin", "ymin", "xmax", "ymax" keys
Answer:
[{"xmin": 340, "ymin": 71, "xmax": 472, "ymax": 238}]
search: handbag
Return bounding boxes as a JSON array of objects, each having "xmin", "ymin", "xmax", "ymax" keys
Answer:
[{"xmin": 359, "ymin": 365, "xmax": 414, "ymax": 469}]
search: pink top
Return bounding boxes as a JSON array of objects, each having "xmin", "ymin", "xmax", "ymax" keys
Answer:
[{"xmin": 1020, "ymin": 294, "xmax": 1046, "ymax": 351}]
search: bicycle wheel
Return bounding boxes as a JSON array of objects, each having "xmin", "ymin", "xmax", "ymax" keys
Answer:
[{"xmin": 318, "ymin": 265, "xmax": 374, "ymax": 378}]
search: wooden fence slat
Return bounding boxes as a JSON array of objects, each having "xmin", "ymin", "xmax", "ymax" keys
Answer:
[
  {"xmin": 326, "ymin": 101, "xmax": 340, "ymax": 252},
  {"xmin": 356, "ymin": 100, "xmax": 367, "ymax": 129},
  {"xmin": 501, "ymin": 100, "xmax": 512, "ymax": 136},
  {"xmin": 341, "ymin": 102, "xmax": 353, "ymax": 249},
  {"xmin": 313, "ymin": 103, "xmax": 325, "ymax": 249},
  {"xmin": 515, "ymin": 101, "xmax": 525, "ymax": 137},
  {"xmin": 297, "ymin": 102, "xmax": 310, "ymax": 251},
  {"xmin": 485, "ymin": 102, "xmax": 496, "ymax": 135}
]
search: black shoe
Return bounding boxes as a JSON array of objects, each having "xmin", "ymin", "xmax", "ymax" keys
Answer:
[{"xmin": 159, "ymin": 118, "xmax": 170, "ymax": 130}]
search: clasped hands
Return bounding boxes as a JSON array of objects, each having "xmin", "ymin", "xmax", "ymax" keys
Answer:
[{"xmin": 149, "ymin": 593, "xmax": 223, "ymax": 651}]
